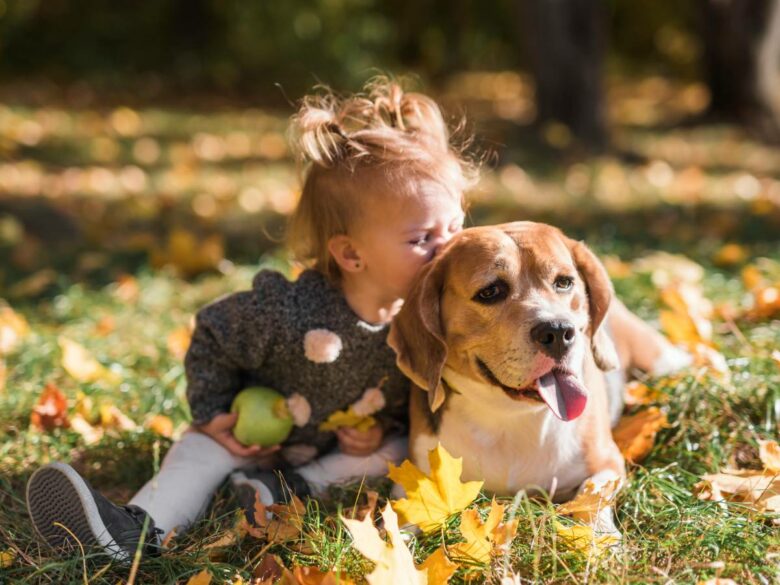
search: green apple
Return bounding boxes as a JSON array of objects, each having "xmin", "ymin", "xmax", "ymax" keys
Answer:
[{"xmin": 231, "ymin": 386, "xmax": 293, "ymax": 446}]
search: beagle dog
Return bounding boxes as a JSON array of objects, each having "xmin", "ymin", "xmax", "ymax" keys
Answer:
[{"xmin": 389, "ymin": 221, "xmax": 678, "ymax": 533}]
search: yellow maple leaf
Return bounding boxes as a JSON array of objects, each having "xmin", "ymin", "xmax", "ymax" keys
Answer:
[
  {"xmin": 695, "ymin": 470, "xmax": 780, "ymax": 513},
  {"xmin": 388, "ymin": 443, "xmax": 483, "ymax": 533},
  {"xmin": 0, "ymin": 548, "xmax": 16, "ymax": 568},
  {"xmin": 186, "ymin": 569, "xmax": 212, "ymax": 585},
  {"xmin": 341, "ymin": 503, "xmax": 427, "ymax": 585},
  {"xmin": 612, "ymin": 407, "xmax": 668, "ymax": 463},
  {"xmin": 418, "ymin": 547, "xmax": 456, "ymax": 584},
  {"xmin": 554, "ymin": 521, "xmax": 620, "ymax": 557},
  {"xmin": 318, "ymin": 407, "xmax": 376, "ymax": 432},
  {"xmin": 451, "ymin": 499, "xmax": 519, "ymax": 563},
  {"xmin": 58, "ymin": 336, "xmax": 121, "ymax": 384}
]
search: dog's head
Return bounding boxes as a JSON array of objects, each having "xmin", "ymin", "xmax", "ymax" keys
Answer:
[{"xmin": 388, "ymin": 221, "xmax": 618, "ymax": 421}]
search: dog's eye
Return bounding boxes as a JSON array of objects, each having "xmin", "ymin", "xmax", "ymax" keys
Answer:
[
  {"xmin": 554, "ymin": 276, "xmax": 575, "ymax": 291},
  {"xmin": 474, "ymin": 281, "xmax": 508, "ymax": 304}
]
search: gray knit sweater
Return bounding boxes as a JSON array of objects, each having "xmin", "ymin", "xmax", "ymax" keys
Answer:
[{"xmin": 184, "ymin": 269, "xmax": 409, "ymax": 459}]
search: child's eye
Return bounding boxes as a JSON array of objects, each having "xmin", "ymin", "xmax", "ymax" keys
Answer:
[{"xmin": 409, "ymin": 234, "xmax": 430, "ymax": 246}]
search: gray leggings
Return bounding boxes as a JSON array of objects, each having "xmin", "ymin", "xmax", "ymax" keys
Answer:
[{"xmin": 129, "ymin": 430, "xmax": 407, "ymax": 537}]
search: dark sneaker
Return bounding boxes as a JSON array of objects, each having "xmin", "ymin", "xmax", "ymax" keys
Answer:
[
  {"xmin": 26, "ymin": 462, "xmax": 162, "ymax": 562},
  {"xmin": 231, "ymin": 467, "xmax": 311, "ymax": 525}
]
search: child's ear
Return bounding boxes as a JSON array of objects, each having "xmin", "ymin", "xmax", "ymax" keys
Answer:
[{"xmin": 327, "ymin": 235, "xmax": 365, "ymax": 273}]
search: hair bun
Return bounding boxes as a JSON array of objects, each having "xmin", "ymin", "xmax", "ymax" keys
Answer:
[{"xmin": 289, "ymin": 97, "xmax": 348, "ymax": 166}]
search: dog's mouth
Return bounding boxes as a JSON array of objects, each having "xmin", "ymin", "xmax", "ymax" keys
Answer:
[{"xmin": 476, "ymin": 358, "xmax": 588, "ymax": 422}]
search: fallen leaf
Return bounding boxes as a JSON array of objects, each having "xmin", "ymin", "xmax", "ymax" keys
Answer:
[
  {"xmin": 624, "ymin": 381, "xmax": 665, "ymax": 406},
  {"xmin": 632, "ymin": 252, "xmax": 704, "ymax": 287},
  {"xmin": 59, "ymin": 336, "xmax": 121, "ymax": 384},
  {"xmin": 713, "ymin": 243, "xmax": 747, "ymax": 267},
  {"xmin": 342, "ymin": 503, "xmax": 427, "ymax": 584},
  {"xmin": 113, "ymin": 274, "xmax": 140, "ymax": 303},
  {"xmin": 697, "ymin": 579, "xmax": 738, "ymax": 585},
  {"xmin": 319, "ymin": 407, "xmax": 376, "ymax": 432},
  {"xmin": 659, "ymin": 285, "xmax": 713, "ymax": 346},
  {"xmin": 150, "ymin": 229, "xmax": 224, "ymax": 278},
  {"xmin": 741, "ymin": 265, "xmax": 764, "ymax": 290},
  {"xmin": 69, "ymin": 413, "xmax": 103, "ymax": 444},
  {"xmin": 254, "ymin": 554, "xmax": 285, "ymax": 583},
  {"xmin": 243, "ymin": 490, "xmax": 306, "ymax": 544},
  {"xmin": 30, "ymin": 382, "xmax": 69, "ymax": 431},
  {"xmin": 747, "ymin": 285, "xmax": 780, "ymax": 320},
  {"xmin": 554, "ymin": 521, "xmax": 620, "ymax": 557},
  {"xmin": 74, "ymin": 391, "xmax": 99, "ymax": 424},
  {"xmin": 0, "ymin": 548, "xmax": 16, "ymax": 568},
  {"xmin": 451, "ymin": 499, "xmax": 519, "ymax": 563},
  {"xmin": 167, "ymin": 325, "xmax": 193, "ymax": 361},
  {"xmin": 343, "ymin": 490, "xmax": 379, "ymax": 521},
  {"xmin": 94, "ymin": 315, "xmax": 116, "ymax": 336},
  {"xmin": 418, "ymin": 547, "xmax": 457, "ymax": 584},
  {"xmin": 388, "ymin": 443, "xmax": 483, "ymax": 532},
  {"xmin": 290, "ymin": 566, "xmax": 351, "ymax": 585},
  {"xmin": 185, "ymin": 569, "xmax": 212, "ymax": 585},
  {"xmin": 0, "ymin": 304, "xmax": 30, "ymax": 354},
  {"xmin": 146, "ymin": 414, "xmax": 174, "ymax": 437},
  {"xmin": 612, "ymin": 407, "xmax": 669, "ymax": 463},
  {"xmin": 759, "ymin": 440, "xmax": 780, "ymax": 474},
  {"xmin": 695, "ymin": 470, "xmax": 780, "ymax": 513},
  {"xmin": 557, "ymin": 478, "xmax": 621, "ymax": 524},
  {"xmin": 99, "ymin": 403, "xmax": 137, "ymax": 431}
]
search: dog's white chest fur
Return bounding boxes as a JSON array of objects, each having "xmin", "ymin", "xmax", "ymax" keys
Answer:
[{"xmin": 413, "ymin": 368, "xmax": 589, "ymax": 498}]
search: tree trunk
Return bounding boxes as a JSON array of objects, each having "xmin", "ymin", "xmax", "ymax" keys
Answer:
[
  {"xmin": 519, "ymin": 0, "xmax": 608, "ymax": 150},
  {"xmin": 701, "ymin": 0, "xmax": 780, "ymax": 139}
]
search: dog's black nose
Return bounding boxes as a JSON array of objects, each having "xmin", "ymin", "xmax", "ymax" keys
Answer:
[{"xmin": 531, "ymin": 321, "xmax": 575, "ymax": 360}]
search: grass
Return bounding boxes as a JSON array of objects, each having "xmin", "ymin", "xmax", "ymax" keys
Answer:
[{"xmin": 1, "ymin": 75, "xmax": 780, "ymax": 583}]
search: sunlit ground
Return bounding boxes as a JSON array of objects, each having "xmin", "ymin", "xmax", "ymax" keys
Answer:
[{"xmin": 1, "ymin": 73, "xmax": 779, "ymax": 584}]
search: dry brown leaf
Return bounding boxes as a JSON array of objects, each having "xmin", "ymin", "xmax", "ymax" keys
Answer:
[
  {"xmin": 30, "ymin": 382, "xmax": 69, "ymax": 431},
  {"xmin": 253, "ymin": 554, "xmax": 285, "ymax": 583},
  {"xmin": 343, "ymin": 490, "xmax": 379, "ymax": 522},
  {"xmin": 695, "ymin": 467, "xmax": 780, "ymax": 514},
  {"xmin": 243, "ymin": 490, "xmax": 306, "ymax": 544},
  {"xmin": 612, "ymin": 407, "xmax": 668, "ymax": 463},
  {"xmin": 451, "ymin": 499, "xmax": 519, "ymax": 563},
  {"xmin": 557, "ymin": 478, "xmax": 621, "ymax": 524}
]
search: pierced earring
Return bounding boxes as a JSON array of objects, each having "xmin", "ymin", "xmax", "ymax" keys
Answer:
[{"xmin": 354, "ymin": 262, "xmax": 361, "ymax": 269}]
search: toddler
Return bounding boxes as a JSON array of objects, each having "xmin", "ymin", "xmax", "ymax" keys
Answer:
[{"xmin": 25, "ymin": 78, "xmax": 474, "ymax": 562}]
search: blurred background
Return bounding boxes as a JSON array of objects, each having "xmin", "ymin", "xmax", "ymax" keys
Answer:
[{"xmin": 1, "ymin": 0, "xmax": 780, "ymax": 290}]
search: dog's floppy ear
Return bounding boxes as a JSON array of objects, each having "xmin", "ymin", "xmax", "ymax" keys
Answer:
[
  {"xmin": 387, "ymin": 258, "xmax": 449, "ymax": 412},
  {"xmin": 568, "ymin": 239, "xmax": 619, "ymax": 371}
]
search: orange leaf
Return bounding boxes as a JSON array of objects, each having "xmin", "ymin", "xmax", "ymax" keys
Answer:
[
  {"xmin": 624, "ymin": 381, "xmax": 665, "ymax": 406},
  {"xmin": 612, "ymin": 407, "xmax": 668, "ymax": 463},
  {"xmin": 759, "ymin": 440, "xmax": 780, "ymax": 474},
  {"xmin": 0, "ymin": 304, "xmax": 30, "ymax": 354},
  {"xmin": 167, "ymin": 326, "xmax": 193, "ymax": 361},
  {"xmin": 418, "ymin": 547, "xmax": 456, "ymax": 584},
  {"xmin": 185, "ymin": 569, "xmax": 212, "ymax": 585},
  {"xmin": 244, "ymin": 490, "xmax": 306, "ymax": 544},
  {"xmin": 146, "ymin": 414, "xmax": 174, "ymax": 437},
  {"xmin": 30, "ymin": 382, "xmax": 69, "ymax": 431}
]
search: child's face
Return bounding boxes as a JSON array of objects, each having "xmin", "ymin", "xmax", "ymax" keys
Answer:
[{"xmin": 352, "ymin": 180, "xmax": 465, "ymax": 300}]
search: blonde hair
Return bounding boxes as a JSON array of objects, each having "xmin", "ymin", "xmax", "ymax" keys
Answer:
[{"xmin": 287, "ymin": 77, "xmax": 479, "ymax": 282}]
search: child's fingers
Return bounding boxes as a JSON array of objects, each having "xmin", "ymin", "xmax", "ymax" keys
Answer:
[{"xmin": 221, "ymin": 434, "xmax": 263, "ymax": 457}]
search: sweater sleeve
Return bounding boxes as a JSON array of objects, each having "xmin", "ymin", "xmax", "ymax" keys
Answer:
[{"xmin": 185, "ymin": 271, "xmax": 286, "ymax": 425}]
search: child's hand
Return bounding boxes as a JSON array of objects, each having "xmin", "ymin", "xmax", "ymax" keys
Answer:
[
  {"xmin": 196, "ymin": 412, "xmax": 281, "ymax": 459},
  {"xmin": 336, "ymin": 423, "xmax": 383, "ymax": 456}
]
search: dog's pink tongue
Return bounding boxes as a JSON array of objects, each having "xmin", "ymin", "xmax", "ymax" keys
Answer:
[{"xmin": 537, "ymin": 371, "xmax": 588, "ymax": 421}]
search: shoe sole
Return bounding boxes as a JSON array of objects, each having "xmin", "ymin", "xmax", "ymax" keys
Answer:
[{"xmin": 26, "ymin": 462, "xmax": 129, "ymax": 562}]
